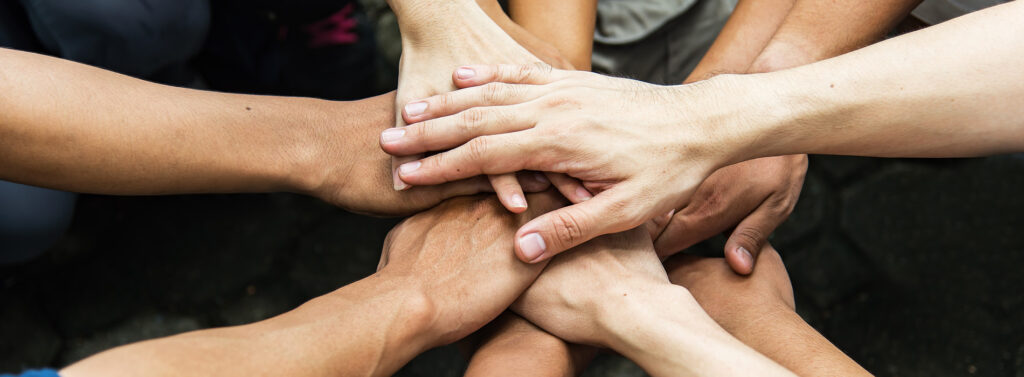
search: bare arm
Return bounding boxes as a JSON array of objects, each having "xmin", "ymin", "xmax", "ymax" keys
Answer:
[
  {"xmin": 0, "ymin": 48, "xmax": 504, "ymax": 216},
  {"xmin": 507, "ymin": 0, "xmax": 596, "ymax": 70},
  {"xmin": 465, "ymin": 312, "xmax": 596, "ymax": 377},
  {"xmin": 666, "ymin": 246, "xmax": 870, "ymax": 376},
  {"xmin": 62, "ymin": 193, "xmax": 566, "ymax": 377},
  {"xmin": 750, "ymin": 0, "xmax": 922, "ymax": 72},
  {"xmin": 738, "ymin": 1, "xmax": 1024, "ymax": 159},
  {"xmin": 685, "ymin": 0, "xmax": 795, "ymax": 83}
]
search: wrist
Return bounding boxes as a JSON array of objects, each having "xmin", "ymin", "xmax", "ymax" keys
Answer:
[{"xmin": 390, "ymin": 0, "xmax": 488, "ymax": 46}]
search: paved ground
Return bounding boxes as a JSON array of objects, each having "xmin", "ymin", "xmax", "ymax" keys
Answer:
[{"xmin": 2, "ymin": 155, "xmax": 1023, "ymax": 376}]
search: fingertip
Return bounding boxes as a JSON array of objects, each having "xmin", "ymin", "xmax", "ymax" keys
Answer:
[
  {"xmin": 516, "ymin": 231, "xmax": 548, "ymax": 263},
  {"xmin": 728, "ymin": 246, "xmax": 755, "ymax": 275}
]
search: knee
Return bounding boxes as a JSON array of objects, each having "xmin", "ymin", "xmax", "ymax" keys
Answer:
[{"xmin": 0, "ymin": 181, "xmax": 77, "ymax": 264}]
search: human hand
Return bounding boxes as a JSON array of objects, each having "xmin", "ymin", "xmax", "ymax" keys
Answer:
[
  {"xmin": 510, "ymin": 228, "xmax": 674, "ymax": 346},
  {"xmin": 300, "ymin": 93, "xmax": 551, "ymax": 216},
  {"xmin": 382, "ymin": 64, "xmax": 745, "ymax": 263},
  {"xmin": 664, "ymin": 244, "xmax": 795, "ymax": 335},
  {"xmin": 387, "ymin": 1, "xmax": 584, "ymax": 213},
  {"xmin": 376, "ymin": 191, "xmax": 567, "ymax": 347},
  {"xmin": 653, "ymin": 155, "xmax": 807, "ymax": 274}
]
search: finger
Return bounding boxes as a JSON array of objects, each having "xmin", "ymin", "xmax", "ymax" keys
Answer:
[
  {"xmin": 392, "ymin": 154, "xmax": 419, "ymax": 190},
  {"xmin": 520, "ymin": 171, "xmax": 551, "ymax": 192},
  {"xmin": 383, "ymin": 103, "xmax": 537, "ymax": 156},
  {"xmin": 491, "ymin": 173, "xmax": 528, "ymax": 213},
  {"xmin": 436, "ymin": 175, "xmax": 501, "ymax": 198},
  {"xmin": 545, "ymin": 173, "xmax": 592, "ymax": 204},
  {"xmin": 723, "ymin": 200, "xmax": 789, "ymax": 275},
  {"xmin": 644, "ymin": 209, "xmax": 675, "ymax": 242},
  {"xmin": 652, "ymin": 209, "xmax": 739, "ymax": 259},
  {"xmin": 401, "ymin": 82, "xmax": 545, "ymax": 125},
  {"xmin": 514, "ymin": 187, "xmax": 643, "ymax": 263},
  {"xmin": 397, "ymin": 131, "xmax": 545, "ymax": 186},
  {"xmin": 453, "ymin": 63, "xmax": 570, "ymax": 88}
]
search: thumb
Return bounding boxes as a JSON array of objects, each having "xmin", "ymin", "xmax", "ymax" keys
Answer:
[
  {"xmin": 723, "ymin": 201, "xmax": 787, "ymax": 275},
  {"xmin": 514, "ymin": 189, "xmax": 640, "ymax": 263}
]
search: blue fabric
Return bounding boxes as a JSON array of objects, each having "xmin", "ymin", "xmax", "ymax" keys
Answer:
[
  {"xmin": 0, "ymin": 369, "xmax": 60, "ymax": 377},
  {"xmin": 0, "ymin": 181, "xmax": 77, "ymax": 264}
]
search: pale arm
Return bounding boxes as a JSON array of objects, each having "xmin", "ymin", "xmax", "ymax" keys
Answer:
[{"xmin": 733, "ymin": 1, "xmax": 1024, "ymax": 160}]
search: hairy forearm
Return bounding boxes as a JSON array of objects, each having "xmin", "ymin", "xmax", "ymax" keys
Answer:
[
  {"xmin": 61, "ymin": 273, "xmax": 434, "ymax": 377},
  {"xmin": 0, "ymin": 48, "xmax": 388, "ymax": 195},
  {"xmin": 684, "ymin": 0, "xmax": 795, "ymax": 83},
  {"xmin": 713, "ymin": 2, "xmax": 1024, "ymax": 161},
  {"xmin": 724, "ymin": 303, "xmax": 870, "ymax": 377},
  {"xmin": 750, "ymin": 0, "xmax": 922, "ymax": 72},
  {"xmin": 508, "ymin": 0, "xmax": 596, "ymax": 70},
  {"xmin": 601, "ymin": 285, "xmax": 794, "ymax": 377}
]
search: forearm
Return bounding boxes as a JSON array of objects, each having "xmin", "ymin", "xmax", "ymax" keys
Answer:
[
  {"xmin": 465, "ymin": 313, "xmax": 594, "ymax": 377},
  {"xmin": 684, "ymin": 0, "xmax": 795, "ymax": 83},
  {"xmin": 724, "ymin": 303, "xmax": 870, "ymax": 377},
  {"xmin": 61, "ymin": 273, "xmax": 434, "ymax": 377},
  {"xmin": 750, "ymin": 0, "xmax": 922, "ymax": 72},
  {"xmin": 601, "ymin": 285, "xmax": 794, "ymax": 377},
  {"xmin": 718, "ymin": 2, "xmax": 1024, "ymax": 161},
  {"xmin": 508, "ymin": 0, "xmax": 596, "ymax": 70},
  {"xmin": 0, "ymin": 48, "xmax": 385, "ymax": 195}
]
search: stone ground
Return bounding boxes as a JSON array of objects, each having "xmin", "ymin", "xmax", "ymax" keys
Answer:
[{"xmin": 2, "ymin": 155, "xmax": 1023, "ymax": 376}]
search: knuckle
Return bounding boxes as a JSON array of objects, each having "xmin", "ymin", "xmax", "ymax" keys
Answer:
[
  {"xmin": 465, "ymin": 136, "xmax": 491, "ymax": 161},
  {"xmin": 734, "ymin": 226, "xmax": 768, "ymax": 247},
  {"xmin": 550, "ymin": 210, "xmax": 588, "ymax": 247},
  {"xmin": 480, "ymin": 83, "xmax": 508, "ymax": 102},
  {"xmin": 459, "ymin": 108, "xmax": 486, "ymax": 133}
]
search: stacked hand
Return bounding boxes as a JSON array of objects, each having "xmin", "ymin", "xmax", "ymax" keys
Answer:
[
  {"xmin": 387, "ymin": 1, "xmax": 588, "ymax": 213},
  {"xmin": 381, "ymin": 64, "xmax": 748, "ymax": 264}
]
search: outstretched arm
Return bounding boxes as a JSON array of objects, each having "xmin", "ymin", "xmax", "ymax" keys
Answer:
[
  {"xmin": 666, "ymin": 246, "xmax": 871, "ymax": 376},
  {"xmin": 740, "ymin": 1, "xmax": 1024, "ymax": 159},
  {"xmin": 62, "ymin": 193, "xmax": 566, "ymax": 377},
  {"xmin": 464, "ymin": 312, "xmax": 596, "ymax": 377},
  {"xmin": 0, "ymin": 48, "xmax": 510, "ymax": 216}
]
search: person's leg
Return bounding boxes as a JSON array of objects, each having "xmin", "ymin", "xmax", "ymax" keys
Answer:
[{"xmin": 0, "ymin": 181, "xmax": 77, "ymax": 264}]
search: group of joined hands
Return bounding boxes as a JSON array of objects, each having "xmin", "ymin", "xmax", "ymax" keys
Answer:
[{"xmin": 40, "ymin": 0, "xmax": 1024, "ymax": 374}]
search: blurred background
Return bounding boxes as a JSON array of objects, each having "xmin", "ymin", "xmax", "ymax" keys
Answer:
[{"xmin": 1, "ymin": 0, "xmax": 1023, "ymax": 376}]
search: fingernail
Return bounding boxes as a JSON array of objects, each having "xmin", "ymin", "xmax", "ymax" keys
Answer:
[
  {"xmin": 737, "ymin": 247, "xmax": 754, "ymax": 269},
  {"xmin": 399, "ymin": 161, "xmax": 421, "ymax": 175},
  {"xmin": 381, "ymin": 128, "xmax": 405, "ymax": 144},
  {"xmin": 456, "ymin": 67, "xmax": 476, "ymax": 79},
  {"xmin": 533, "ymin": 172, "xmax": 549, "ymax": 184},
  {"xmin": 509, "ymin": 194, "xmax": 527, "ymax": 209},
  {"xmin": 393, "ymin": 171, "xmax": 410, "ymax": 190},
  {"xmin": 518, "ymin": 233, "xmax": 546, "ymax": 262},
  {"xmin": 575, "ymin": 187, "xmax": 593, "ymax": 201},
  {"xmin": 404, "ymin": 101, "xmax": 428, "ymax": 117}
]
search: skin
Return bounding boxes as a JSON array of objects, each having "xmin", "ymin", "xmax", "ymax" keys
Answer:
[
  {"xmin": 386, "ymin": 0, "xmax": 590, "ymax": 210},
  {"xmin": 0, "ymin": 47, "xmax": 555, "ymax": 217},
  {"xmin": 380, "ymin": 1, "xmax": 1024, "ymax": 263},
  {"xmin": 666, "ymin": 246, "xmax": 872, "ymax": 376},
  {"xmin": 464, "ymin": 312, "xmax": 596, "ymax": 377},
  {"xmin": 506, "ymin": 0, "xmax": 596, "ymax": 70},
  {"xmin": 61, "ymin": 192, "xmax": 565, "ymax": 377},
  {"xmin": 658, "ymin": 0, "xmax": 920, "ymax": 274},
  {"xmin": 508, "ymin": 228, "xmax": 796, "ymax": 377}
]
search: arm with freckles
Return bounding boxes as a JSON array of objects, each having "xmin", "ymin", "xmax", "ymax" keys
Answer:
[{"xmin": 62, "ymin": 193, "xmax": 566, "ymax": 377}]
